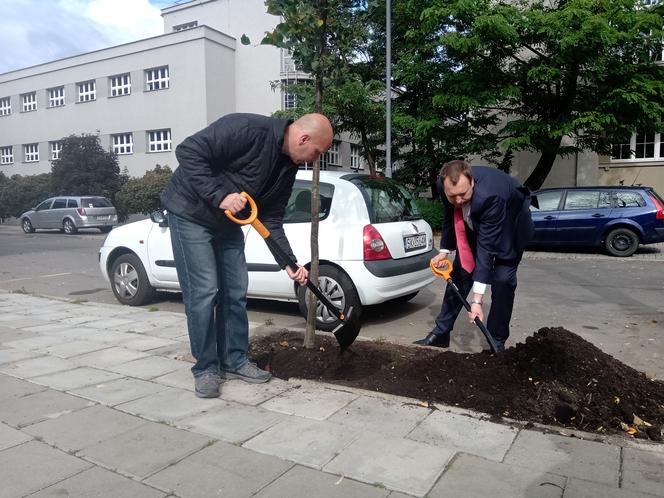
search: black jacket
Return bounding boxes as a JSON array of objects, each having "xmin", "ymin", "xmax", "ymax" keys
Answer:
[{"xmin": 161, "ymin": 113, "xmax": 298, "ymax": 268}]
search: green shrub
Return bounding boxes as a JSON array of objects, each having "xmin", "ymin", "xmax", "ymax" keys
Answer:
[
  {"xmin": 0, "ymin": 173, "xmax": 53, "ymax": 219},
  {"xmin": 415, "ymin": 198, "xmax": 444, "ymax": 231},
  {"xmin": 115, "ymin": 165, "xmax": 173, "ymax": 221}
]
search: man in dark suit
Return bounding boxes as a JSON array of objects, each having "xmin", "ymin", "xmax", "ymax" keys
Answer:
[{"xmin": 414, "ymin": 160, "xmax": 534, "ymax": 352}]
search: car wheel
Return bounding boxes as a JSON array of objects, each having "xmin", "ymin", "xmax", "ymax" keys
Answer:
[
  {"xmin": 100, "ymin": 226, "xmax": 112, "ymax": 233},
  {"xmin": 605, "ymin": 228, "xmax": 639, "ymax": 257},
  {"xmin": 390, "ymin": 291, "xmax": 419, "ymax": 304},
  {"xmin": 63, "ymin": 219, "xmax": 77, "ymax": 235},
  {"xmin": 110, "ymin": 253, "xmax": 156, "ymax": 306},
  {"xmin": 297, "ymin": 265, "xmax": 361, "ymax": 332},
  {"xmin": 21, "ymin": 218, "xmax": 35, "ymax": 233}
]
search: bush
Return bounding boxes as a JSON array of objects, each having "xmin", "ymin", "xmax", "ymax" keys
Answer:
[
  {"xmin": 0, "ymin": 173, "xmax": 53, "ymax": 219},
  {"xmin": 415, "ymin": 198, "xmax": 444, "ymax": 231},
  {"xmin": 115, "ymin": 165, "xmax": 173, "ymax": 221}
]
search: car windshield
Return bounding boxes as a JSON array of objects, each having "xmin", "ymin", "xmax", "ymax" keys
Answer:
[
  {"xmin": 81, "ymin": 197, "xmax": 112, "ymax": 208},
  {"xmin": 353, "ymin": 177, "xmax": 421, "ymax": 223}
]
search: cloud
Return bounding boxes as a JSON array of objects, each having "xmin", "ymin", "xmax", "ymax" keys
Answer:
[{"xmin": 0, "ymin": 0, "xmax": 165, "ymax": 74}]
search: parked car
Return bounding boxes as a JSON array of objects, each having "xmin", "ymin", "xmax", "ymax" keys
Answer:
[
  {"xmin": 21, "ymin": 196, "xmax": 118, "ymax": 235},
  {"xmin": 99, "ymin": 171, "xmax": 438, "ymax": 330},
  {"xmin": 529, "ymin": 186, "xmax": 664, "ymax": 256}
]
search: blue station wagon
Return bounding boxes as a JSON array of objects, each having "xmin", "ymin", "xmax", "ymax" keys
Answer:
[{"xmin": 529, "ymin": 186, "xmax": 664, "ymax": 256}]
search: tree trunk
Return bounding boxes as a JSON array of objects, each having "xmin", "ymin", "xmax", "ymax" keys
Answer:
[
  {"xmin": 360, "ymin": 129, "xmax": 376, "ymax": 176},
  {"xmin": 524, "ymin": 137, "xmax": 564, "ymax": 190}
]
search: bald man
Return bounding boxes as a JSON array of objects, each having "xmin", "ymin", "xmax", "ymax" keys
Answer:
[{"xmin": 161, "ymin": 113, "xmax": 333, "ymax": 397}]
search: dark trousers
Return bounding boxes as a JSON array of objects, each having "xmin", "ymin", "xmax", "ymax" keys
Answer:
[{"xmin": 432, "ymin": 255, "xmax": 521, "ymax": 347}]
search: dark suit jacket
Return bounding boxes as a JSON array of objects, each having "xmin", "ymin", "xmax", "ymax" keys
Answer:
[{"xmin": 439, "ymin": 166, "xmax": 534, "ymax": 284}]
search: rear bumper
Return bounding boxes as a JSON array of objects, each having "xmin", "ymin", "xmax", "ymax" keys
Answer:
[{"xmin": 363, "ymin": 248, "xmax": 438, "ymax": 277}]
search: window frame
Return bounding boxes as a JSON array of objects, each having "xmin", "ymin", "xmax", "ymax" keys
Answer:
[
  {"xmin": 0, "ymin": 145, "xmax": 13, "ymax": 164},
  {"xmin": 350, "ymin": 143, "xmax": 365, "ymax": 171},
  {"xmin": 21, "ymin": 92, "xmax": 37, "ymax": 112},
  {"xmin": 77, "ymin": 80, "xmax": 96, "ymax": 103},
  {"xmin": 147, "ymin": 129, "xmax": 172, "ymax": 152},
  {"xmin": 23, "ymin": 143, "xmax": 39, "ymax": 162},
  {"xmin": 145, "ymin": 66, "xmax": 170, "ymax": 91},
  {"xmin": 111, "ymin": 133, "xmax": 134, "ymax": 155},
  {"xmin": 48, "ymin": 86, "xmax": 65, "ymax": 108},
  {"xmin": 0, "ymin": 96, "xmax": 12, "ymax": 116},
  {"xmin": 109, "ymin": 73, "xmax": 131, "ymax": 97},
  {"xmin": 50, "ymin": 141, "xmax": 62, "ymax": 160},
  {"xmin": 611, "ymin": 131, "xmax": 664, "ymax": 162}
]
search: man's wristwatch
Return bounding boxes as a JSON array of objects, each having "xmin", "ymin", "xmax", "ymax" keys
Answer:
[{"xmin": 470, "ymin": 300, "xmax": 483, "ymax": 305}]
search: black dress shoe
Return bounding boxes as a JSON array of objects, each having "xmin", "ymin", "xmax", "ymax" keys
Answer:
[{"xmin": 413, "ymin": 332, "xmax": 450, "ymax": 348}]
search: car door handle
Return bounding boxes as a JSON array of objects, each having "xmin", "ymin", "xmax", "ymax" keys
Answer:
[
  {"xmin": 544, "ymin": 215, "xmax": 556, "ymax": 220},
  {"xmin": 592, "ymin": 213, "xmax": 604, "ymax": 218}
]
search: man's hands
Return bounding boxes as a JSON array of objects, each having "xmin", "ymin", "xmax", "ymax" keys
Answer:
[
  {"xmin": 286, "ymin": 264, "xmax": 308, "ymax": 286},
  {"xmin": 219, "ymin": 193, "xmax": 247, "ymax": 214},
  {"xmin": 431, "ymin": 251, "xmax": 449, "ymax": 269},
  {"xmin": 468, "ymin": 302, "xmax": 484, "ymax": 324}
]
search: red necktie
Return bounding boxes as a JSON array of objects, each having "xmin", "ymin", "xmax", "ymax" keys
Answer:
[{"xmin": 454, "ymin": 207, "xmax": 475, "ymax": 273}]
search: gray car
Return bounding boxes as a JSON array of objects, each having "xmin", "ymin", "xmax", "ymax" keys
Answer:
[{"xmin": 20, "ymin": 196, "xmax": 118, "ymax": 235}]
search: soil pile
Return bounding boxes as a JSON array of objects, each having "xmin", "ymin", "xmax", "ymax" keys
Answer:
[{"xmin": 250, "ymin": 327, "xmax": 664, "ymax": 441}]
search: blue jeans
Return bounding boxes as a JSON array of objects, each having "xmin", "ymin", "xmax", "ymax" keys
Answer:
[{"xmin": 168, "ymin": 213, "xmax": 249, "ymax": 377}]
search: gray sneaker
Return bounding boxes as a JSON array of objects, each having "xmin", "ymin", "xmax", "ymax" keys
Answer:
[
  {"xmin": 194, "ymin": 372, "xmax": 221, "ymax": 398},
  {"xmin": 220, "ymin": 362, "xmax": 271, "ymax": 384}
]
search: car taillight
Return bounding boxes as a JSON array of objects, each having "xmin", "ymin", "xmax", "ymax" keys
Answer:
[
  {"xmin": 363, "ymin": 224, "xmax": 392, "ymax": 260},
  {"xmin": 648, "ymin": 194, "xmax": 664, "ymax": 220},
  {"xmin": 77, "ymin": 207, "xmax": 86, "ymax": 216}
]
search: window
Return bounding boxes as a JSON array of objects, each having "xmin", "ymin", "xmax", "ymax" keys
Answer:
[
  {"xmin": 350, "ymin": 144, "xmax": 365, "ymax": 171},
  {"xmin": 77, "ymin": 80, "xmax": 96, "ymax": 102},
  {"xmin": 48, "ymin": 86, "xmax": 65, "ymax": 107},
  {"xmin": 531, "ymin": 191, "xmax": 563, "ymax": 211},
  {"xmin": 282, "ymin": 89, "xmax": 296, "ymax": 110},
  {"xmin": 145, "ymin": 66, "xmax": 169, "ymax": 91},
  {"xmin": 35, "ymin": 199, "xmax": 53, "ymax": 211},
  {"xmin": 281, "ymin": 50, "xmax": 297, "ymax": 73},
  {"xmin": 22, "ymin": 92, "xmax": 36, "ymax": 112},
  {"xmin": 613, "ymin": 191, "xmax": 646, "ymax": 208},
  {"xmin": 320, "ymin": 141, "xmax": 341, "ymax": 168},
  {"xmin": 109, "ymin": 73, "xmax": 131, "ymax": 97},
  {"xmin": 147, "ymin": 129, "xmax": 171, "ymax": 152},
  {"xmin": 283, "ymin": 180, "xmax": 335, "ymax": 223},
  {"xmin": 0, "ymin": 146, "xmax": 13, "ymax": 164},
  {"xmin": 24, "ymin": 143, "xmax": 39, "ymax": 162},
  {"xmin": 173, "ymin": 21, "xmax": 198, "ymax": 31},
  {"xmin": 612, "ymin": 131, "xmax": 664, "ymax": 161},
  {"xmin": 52, "ymin": 199, "xmax": 66, "ymax": 209},
  {"xmin": 564, "ymin": 191, "xmax": 611, "ymax": 210},
  {"xmin": 0, "ymin": 97, "xmax": 11, "ymax": 116},
  {"xmin": 112, "ymin": 133, "xmax": 133, "ymax": 154},
  {"xmin": 66, "ymin": 199, "xmax": 78, "ymax": 208},
  {"xmin": 50, "ymin": 141, "xmax": 62, "ymax": 160}
]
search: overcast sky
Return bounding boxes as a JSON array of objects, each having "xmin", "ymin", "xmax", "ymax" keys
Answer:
[{"xmin": 0, "ymin": 0, "xmax": 175, "ymax": 74}]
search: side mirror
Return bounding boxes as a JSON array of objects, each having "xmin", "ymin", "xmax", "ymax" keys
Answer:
[{"xmin": 150, "ymin": 210, "xmax": 169, "ymax": 228}]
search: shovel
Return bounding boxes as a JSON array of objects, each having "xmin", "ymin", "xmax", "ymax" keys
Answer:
[
  {"xmin": 225, "ymin": 192, "xmax": 361, "ymax": 352},
  {"xmin": 430, "ymin": 259, "xmax": 499, "ymax": 353}
]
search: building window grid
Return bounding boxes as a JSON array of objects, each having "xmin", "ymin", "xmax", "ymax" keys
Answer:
[
  {"xmin": 281, "ymin": 50, "xmax": 297, "ymax": 73},
  {"xmin": 110, "ymin": 74, "xmax": 131, "ymax": 97},
  {"xmin": 350, "ymin": 144, "xmax": 365, "ymax": 170},
  {"xmin": 0, "ymin": 146, "xmax": 13, "ymax": 164},
  {"xmin": 24, "ymin": 143, "xmax": 39, "ymax": 162},
  {"xmin": 611, "ymin": 131, "xmax": 664, "ymax": 161},
  {"xmin": 22, "ymin": 92, "xmax": 37, "ymax": 112},
  {"xmin": 145, "ymin": 66, "xmax": 169, "ymax": 91},
  {"xmin": 112, "ymin": 133, "xmax": 134, "ymax": 154},
  {"xmin": 320, "ymin": 141, "xmax": 341, "ymax": 168},
  {"xmin": 148, "ymin": 129, "xmax": 171, "ymax": 152},
  {"xmin": 48, "ymin": 87, "xmax": 65, "ymax": 107},
  {"xmin": 173, "ymin": 21, "xmax": 198, "ymax": 32},
  {"xmin": 0, "ymin": 97, "xmax": 11, "ymax": 116},
  {"xmin": 77, "ymin": 80, "xmax": 96, "ymax": 102},
  {"xmin": 50, "ymin": 142, "xmax": 62, "ymax": 160}
]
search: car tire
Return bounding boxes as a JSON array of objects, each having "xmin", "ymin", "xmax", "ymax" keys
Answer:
[
  {"xmin": 297, "ymin": 265, "xmax": 361, "ymax": 332},
  {"xmin": 110, "ymin": 253, "xmax": 156, "ymax": 306},
  {"xmin": 100, "ymin": 227, "xmax": 113, "ymax": 233},
  {"xmin": 21, "ymin": 218, "xmax": 35, "ymax": 234},
  {"xmin": 63, "ymin": 219, "xmax": 77, "ymax": 235},
  {"xmin": 604, "ymin": 227, "xmax": 639, "ymax": 257}
]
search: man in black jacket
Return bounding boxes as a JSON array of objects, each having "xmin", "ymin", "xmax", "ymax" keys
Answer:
[
  {"xmin": 414, "ymin": 160, "xmax": 534, "ymax": 352},
  {"xmin": 161, "ymin": 113, "xmax": 333, "ymax": 397}
]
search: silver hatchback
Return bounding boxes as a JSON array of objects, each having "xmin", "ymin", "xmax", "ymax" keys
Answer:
[{"xmin": 20, "ymin": 196, "xmax": 118, "ymax": 234}]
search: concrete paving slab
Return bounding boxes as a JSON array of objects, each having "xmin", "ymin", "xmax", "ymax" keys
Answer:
[
  {"xmin": 20, "ymin": 323, "xmax": 72, "ymax": 334},
  {"xmin": 429, "ymin": 453, "xmax": 566, "ymax": 498},
  {"xmin": 119, "ymin": 336, "xmax": 179, "ymax": 351},
  {"xmin": 0, "ymin": 347, "xmax": 42, "ymax": 365},
  {"xmin": 563, "ymin": 477, "xmax": 659, "ymax": 498},
  {"xmin": 0, "ymin": 440, "xmax": 92, "ymax": 498},
  {"xmin": 621, "ymin": 447, "xmax": 664, "ymax": 497},
  {"xmin": 260, "ymin": 385, "xmax": 358, "ymax": 421},
  {"xmin": 0, "ymin": 316, "xmax": 49, "ymax": 329},
  {"xmin": 115, "ymin": 387, "xmax": 221, "ymax": 422},
  {"xmin": 0, "ymin": 389, "xmax": 94, "ymax": 428},
  {"xmin": 145, "ymin": 440, "xmax": 292, "ymax": 498},
  {"xmin": 2, "ymin": 335, "xmax": 65, "ymax": 351},
  {"xmin": 254, "ymin": 464, "xmax": 391, "ymax": 498},
  {"xmin": 72, "ymin": 346, "xmax": 149, "ymax": 368},
  {"xmin": 56, "ymin": 315, "xmax": 98, "ymax": 326},
  {"xmin": 0, "ymin": 327, "xmax": 40, "ymax": 343},
  {"xmin": 0, "ymin": 355, "xmax": 77, "ymax": 379},
  {"xmin": 179, "ymin": 400, "xmax": 289, "ymax": 444},
  {"xmin": 23, "ymin": 404, "xmax": 147, "ymax": 452},
  {"xmin": 327, "ymin": 395, "xmax": 429, "ymax": 437},
  {"xmin": 108, "ymin": 356, "xmax": 190, "ymax": 380},
  {"xmin": 29, "ymin": 466, "xmax": 167, "ymax": 498},
  {"xmin": 70, "ymin": 377, "xmax": 170, "ymax": 406},
  {"xmin": 0, "ymin": 374, "xmax": 45, "ymax": 400},
  {"xmin": 152, "ymin": 367, "xmax": 194, "ymax": 390},
  {"xmin": 40, "ymin": 339, "xmax": 110, "ymax": 358},
  {"xmin": 324, "ymin": 431, "xmax": 455, "ymax": 497},
  {"xmin": 30, "ymin": 366, "xmax": 124, "ymax": 390},
  {"xmin": 84, "ymin": 317, "xmax": 140, "ymax": 329},
  {"xmin": 503, "ymin": 430, "xmax": 621, "ymax": 486},
  {"xmin": 407, "ymin": 410, "xmax": 518, "ymax": 462},
  {"xmin": 77, "ymin": 421, "xmax": 212, "ymax": 480},
  {"xmin": 0, "ymin": 421, "xmax": 32, "ymax": 450},
  {"xmin": 243, "ymin": 417, "xmax": 360, "ymax": 469},
  {"xmin": 220, "ymin": 377, "xmax": 294, "ymax": 405}
]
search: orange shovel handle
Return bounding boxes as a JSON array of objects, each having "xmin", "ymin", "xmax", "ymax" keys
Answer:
[
  {"xmin": 224, "ymin": 192, "xmax": 270, "ymax": 238},
  {"xmin": 430, "ymin": 258, "xmax": 453, "ymax": 281}
]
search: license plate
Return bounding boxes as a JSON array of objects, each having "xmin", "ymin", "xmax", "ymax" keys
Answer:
[
  {"xmin": 97, "ymin": 215, "xmax": 110, "ymax": 221},
  {"xmin": 404, "ymin": 233, "xmax": 426, "ymax": 252}
]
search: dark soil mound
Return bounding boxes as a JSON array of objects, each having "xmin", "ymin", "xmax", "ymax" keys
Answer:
[{"xmin": 250, "ymin": 327, "xmax": 664, "ymax": 441}]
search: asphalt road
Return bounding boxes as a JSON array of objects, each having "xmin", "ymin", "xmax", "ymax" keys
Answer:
[{"xmin": 1, "ymin": 222, "xmax": 663, "ymax": 379}]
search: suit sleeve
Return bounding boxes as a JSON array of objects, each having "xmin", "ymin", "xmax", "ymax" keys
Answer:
[
  {"xmin": 440, "ymin": 201, "xmax": 457, "ymax": 251},
  {"xmin": 474, "ymin": 195, "xmax": 506, "ymax": 284}
]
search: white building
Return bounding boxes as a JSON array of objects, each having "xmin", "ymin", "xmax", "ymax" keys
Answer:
[{"xmin": 0, "ymin": 0, "xmax": 361, "ymax": 179}]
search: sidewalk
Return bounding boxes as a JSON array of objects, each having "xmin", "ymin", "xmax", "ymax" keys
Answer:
[{"xmin": 1, "ymin": 292, "xmax": 663, "ymax": 498}]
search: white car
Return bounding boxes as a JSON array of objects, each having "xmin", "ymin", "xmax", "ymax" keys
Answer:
[{"xmin": 99, "ymin": 170, "xmax": 437, "ymax": 330}]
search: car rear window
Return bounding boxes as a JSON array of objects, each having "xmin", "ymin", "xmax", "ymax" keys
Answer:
[
  {"xmin": 283, "ymin": 181, "xmax": 334, "ymax": 223},
  {"xmin": 81, "ymin": 197, "xmax": 112, "ymax": 208},
  {"xmin": 613, "ymin": 191, "xmax": 645, "ymax": 208},
  {"xmin": 352, "ymin": 177, "xmax": 421, "ymax": 223}
]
